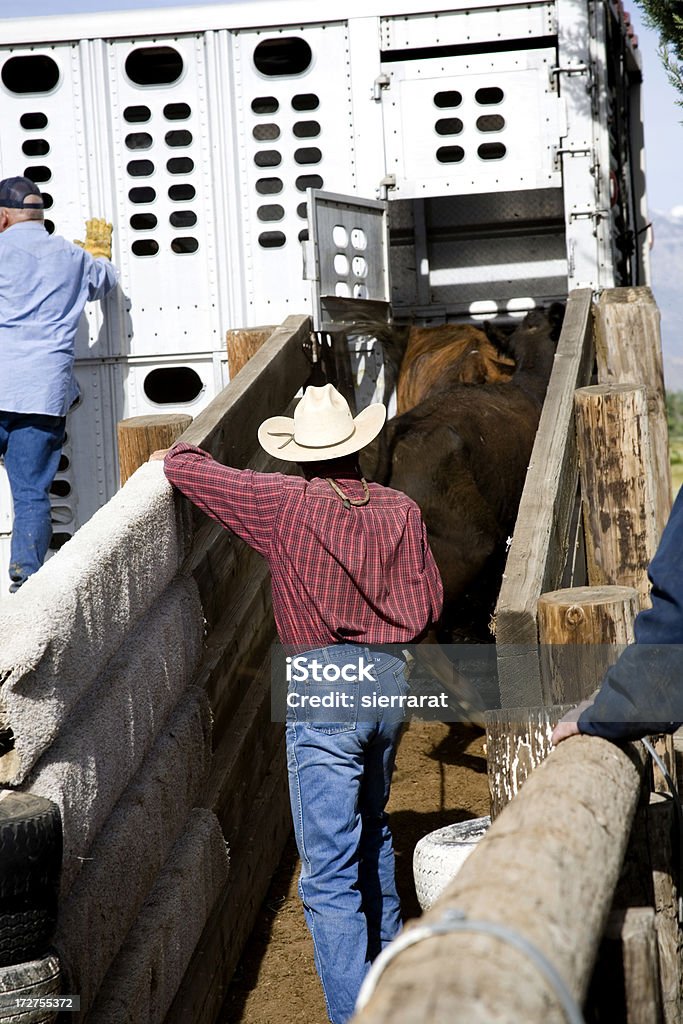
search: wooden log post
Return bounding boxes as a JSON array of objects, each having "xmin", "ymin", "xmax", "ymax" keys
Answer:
[
  {"xmin": 594, "ymin": 287, "xmax": 672, "ymax": 537},
  {"xmin": 485, "ymin": 704, "xmax": 573, "ymax": 819},
  {"xmin": 589, "ymin": 908, "xmax": 664, "ymax": 1024},
  {"xmin": 226, "ymin": 325, "xmax": 276, "ymax": 379},
  {"xmin": 537, "ymin": 585, "xmax": 638, "ymax": 705},
  {"xmin": 353, "ymin": 738, "xmax": 647, "ymax": 1024},
  {"xmin": 574, "ymin": 384, "xmax": 658, "ymax": 609},
  {"xmin": 116, "ymin": 413, "xmax": 193, "ymax": 485},
  {"xmin": 647, "ymin": 794, "xmax": 682, "ymax": 1024}
]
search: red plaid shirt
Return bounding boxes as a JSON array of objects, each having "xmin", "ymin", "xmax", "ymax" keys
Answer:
[{"xmin": 164, "ymin": 442, "xmax": 443, "ymax": 647}]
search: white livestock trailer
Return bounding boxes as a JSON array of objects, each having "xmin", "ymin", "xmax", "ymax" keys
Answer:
[{"xmin": 0, "ymin": 0, "xmax": 647, "ymax": 586}]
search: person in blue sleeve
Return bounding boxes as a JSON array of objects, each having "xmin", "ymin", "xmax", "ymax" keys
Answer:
[
  {"xmin": 552, "ymin": 484, "xmax": 683, "ymax": 745},
  {"xmin": 0, "ymin": 176, "xmax": 118, "ymax": 592}
]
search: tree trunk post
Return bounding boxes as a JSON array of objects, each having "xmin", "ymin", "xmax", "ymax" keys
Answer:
[
  {"xmin": 537, "ymin": 584, "xmax": 638, "ymax": 704},
  {"xmin": 574, "ymin": 384, "xmax": 658, "ymax": 609},
  {"xmin": 594, "ymin": 287, "xmax": 672, "ymax": 537},
  {"xmin": 117, "ymin": 413, "xmax": 193, "ymax": 485}
]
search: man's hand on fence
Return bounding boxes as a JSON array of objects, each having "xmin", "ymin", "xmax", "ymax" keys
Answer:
[
  {"xmin": 551, "ymin": 719, "xmax": 581, "ymax": 745},
  {"xmin": 74, "ymin": 218, "xmax": 113, "ymax": 260},
  {"xmin": 148, "ymin": 449, "xmax": 170, "ymax": 462}
]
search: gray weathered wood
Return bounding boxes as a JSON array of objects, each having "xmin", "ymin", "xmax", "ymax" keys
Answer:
[
  {"xmin": 600, "ymin": 908, "xmax": 664, "ymax": 1024},
  {"xmin": 595, "ymin": 287, "xmax": 672, "ymax": 537},
  {"xmin": 495, "ymin": 288, "xmax": 595, "ymax": 707},
  {"xmin": 647, "ymin": 794, "xmax": 681, "ymax": 1024},
  {"xmin": 354, "ymin": 738, "xmax": 647, "ymax": 1024}
]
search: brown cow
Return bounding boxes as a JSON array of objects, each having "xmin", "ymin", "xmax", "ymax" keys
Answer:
[
  {"xmin": 367, "ymin": 305, "xmax": 564, "ymax": 644},
  {"xmin": 396, "ymin": 323, "xmax": 514, "ymax": 413}
]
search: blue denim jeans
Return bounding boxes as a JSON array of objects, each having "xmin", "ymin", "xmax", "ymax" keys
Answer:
[
  {"xmin": 285, "ymin": 644, "xmax": 407, "ymax": 1024},
  {"xmin": 0, "ymin": 411, "xmax": 65, "ymax": 592}
]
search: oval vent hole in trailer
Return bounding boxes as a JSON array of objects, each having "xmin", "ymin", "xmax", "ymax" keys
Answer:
[
  {"xmin": 257, "ymin": 204, "xmax": 284, "ymax": 221},
  {"xmin": 436, "ymin": 146, "xmax": 465, "ymax": 163},
  {"xmin": 127, "ymin": 159, "xmax": 154, "ymax": 177},
  {"xmin": 475, "ymin": 87, "xmax": 504, "ymax": 105},
  {"xmin": 253, "ymin": 123, "xmax": 280, "ymax": 141},
  {"xmin": 478, "ymin": 142, "xmax": 506, "ymax": 160},
  {"xmin": 435, "ymin": 118, "xmax": 463, "ymax": 136},
  {"xmin": 253, "ymin": 37, "xmax": 312, "ymax": 77},
  {"xmin": 129, "ymin": 186, "xmax": 156, "ymax": 203},
  {"xmin": 258, "ymin": 231, "xmax": 286, "ymax": 248},
  {"xmin": 165, "ymin": 130, "xmax": 192, "ymax": 147},
  {"xmin": 292, "ymin": 93, "xmax": 319, "ymax": 111},
  {"xmin": 130, "ymin": 213, "xmax": 158, "ymax": 230},
  {"xmin": 125, "ymin": 132, "xmax": 153, "ymax": 150},
  {"xmin": 255, "ymin": 150, "xmax": 282, "ymax": 168},
  {"xmin": 296, "ymin": 174, "xmax": 323, "ymax": 191},
  {"xmin": 294, "ymin": 147, "xmax": 322, "ymax": 165},
  {"xmin": 132, "ymin": 239, "xmax": 159, "ymax": 256},
  {"xmin": 171, "ymin": 236, "xmax": 199, "ymax": 254},
  {"xmin": 41, "ymin": 192, "xmax": 53, "ymax": 208},
  {"xmin": 256, "ymin": 177, "xmax": 283, "ymax": 195},
  {"xmin": 169, "ymin": 210, "xmax": 196, "ymax": 228},
  {"xmin": 125, "ymin": 46, "xmax": 183, "ymax": 86},
  {"xmin": 164, "ymin": 102, "xmax": 191, "ymax": 120},
  {"xmin": 50, "ymin": 480, "xmax": 71, "ymax": 497},
  {"xmin": 169, "ymin": 184, "xmax": 195, "ymax": 201},
  {"xmin": 2, "ymin": 55, "xmax": 60, "ymax": 94},
  {"xmin": 22, "ymin": 138, "xmax": 50, "ymax": 156},
  {"xmin": 20, "ymin": 112, "xmax": 48, "ymax": 129},
  {"xmin": 293, "ymin": 120, "xmax": 320, "ymax": 138},
  {"xmin": 477, "ymin": 114, "xmax": 505, "ymax": 132},
  {"xmin": 434, "ymin": 90, "xmax": 462, "ymax": 108},
  {"xmin": 45, "ymin": 219, "xmax": 55, "ymax": 234},
  {"xmin": 49, "ymin": 531, "xmax": 72, "ymax": 551},
  {"xmin": 24, "ymin": 165, "xmax": 51, "ymax": 182},
  {"xmin": 167, "ymin": 157, "xmax": 194, "ymax": 174},
  {"xmin": 124, "ymin": 105, "xmax": 151, "ymax": 123},
  {"xmin": 252, "ymin": 96, "xmax": 279, "ymax": 114},
  {"xmin": 144, "ymin": 367, "xmax": 203, "ymax": 404}
]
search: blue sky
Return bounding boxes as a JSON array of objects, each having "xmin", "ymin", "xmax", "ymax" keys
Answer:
[{"xmin": 5, "ymin": 0, "xmax": 683, "ymax": 212}]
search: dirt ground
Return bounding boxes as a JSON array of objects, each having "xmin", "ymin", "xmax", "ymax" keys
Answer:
[{"xmin": 220, "ymin": 720, "xmax": 490, "ymax": 1024}]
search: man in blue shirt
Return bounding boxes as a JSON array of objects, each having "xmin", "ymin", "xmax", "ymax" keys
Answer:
[{"xmin": 0, "ymin": 176, "xmax": 118, "ymax": 592}]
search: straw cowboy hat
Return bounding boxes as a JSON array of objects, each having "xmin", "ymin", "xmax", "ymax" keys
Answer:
[{"xmin": 258, "ymin": 383, "xmax": 386, "ymax": 462}]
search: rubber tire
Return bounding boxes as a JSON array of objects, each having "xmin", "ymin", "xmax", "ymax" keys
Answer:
[
  {"xmin": 0, "ymin": 794, "xmax": 62, "ymax": 902},
  {"xmin": 413, "ymin": 816, "xmax": 491, "ymax": 911},
  {"xmin": 0, "ymin": 952, "xmax": 61, "ymax": 1023},
  {"xmin": 0, "ymin": 900, "xmax": 58, "ymax": 969}
]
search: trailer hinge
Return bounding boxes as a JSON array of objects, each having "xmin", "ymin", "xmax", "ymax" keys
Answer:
[
  {"xmin": 373, "ymin": 73, "xmax": 391, "ymax": 101},
  {"xmin": 569, "ymin": 208, "xmax": 611, "ymax": 235},
  {"xmin": 378, "ymin": 174, "xmax": 396, "ymax": 200}
]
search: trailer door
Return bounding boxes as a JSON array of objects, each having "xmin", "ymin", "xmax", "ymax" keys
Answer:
[{"xmin": 305, "ymin": 189, "xmax": 392, "ymax": 409}]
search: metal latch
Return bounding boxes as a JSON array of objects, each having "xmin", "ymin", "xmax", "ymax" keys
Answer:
[
  {"xmin": 553, "ymin": 145, "xmax": 592, "ymax": 169},
  {"xmin": 373, "ymin": 73, "xmax": 391, "ymax": 101},
  {"xmin": 549, "ymin": 64, "xmax": 592, "ymax": 93}
]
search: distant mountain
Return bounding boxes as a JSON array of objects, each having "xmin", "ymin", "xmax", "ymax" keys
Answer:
[{"xmin": 649, "ymin": 209, "xmax": 683, "ymax": 392}]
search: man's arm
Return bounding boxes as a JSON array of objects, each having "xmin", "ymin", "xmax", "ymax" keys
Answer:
[{"xmin": 162, "ymin": 442, "xmax": 285, "ymax": 556}]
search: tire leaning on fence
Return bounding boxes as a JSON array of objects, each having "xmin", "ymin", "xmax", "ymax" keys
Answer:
[
  {"xmin": 0, "ymin": 953, "xmax": 62, "ymax": 1023},
  {"xmin": 0, "ymin": 793, "xmax": 62, "ymax": 968},
  {"xmin": 413, "ymin": 816, "xmax": 491, "ymax": 911}
]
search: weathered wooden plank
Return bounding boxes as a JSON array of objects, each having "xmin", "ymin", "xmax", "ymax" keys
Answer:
[
  {"xmin": 593, "ymin": 908, "xmax": 664, "ymax": 1024},
  {"xmin": 647, "ymin": 794, "xmax": 681, "ymax": 1024},
  {"xmin": 354, "ymin": 738, "xmax": 647, "ymax": 1024},
  {"xmin": 537, "ymin": 584, "xmax": 637, "ymax": 704},
  {"xmin": 495, "ymin": 288, "xmax": 595, "ymax": 707},
  {"xmin": 575, "ymin": 384, "xmax": 658, "ymax": 609},
  {"xmin": 595, "ymin": 287, "xmax": 672, "ymax": 537}
]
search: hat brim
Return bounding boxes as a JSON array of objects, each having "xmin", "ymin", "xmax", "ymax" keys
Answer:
[{"xmin": 258, "ymin": 402, "xmax": 387, "ymax": 462}]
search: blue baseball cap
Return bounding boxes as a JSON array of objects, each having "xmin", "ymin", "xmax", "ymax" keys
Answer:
[{"xmin": 0, "ymin": 176, "xmax": 45, "ymax": 209}]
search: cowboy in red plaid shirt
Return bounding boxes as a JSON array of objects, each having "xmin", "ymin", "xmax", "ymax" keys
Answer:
[{"xmin": 156, "ymin": 383, "xmax": 443, "ymax": 1024}]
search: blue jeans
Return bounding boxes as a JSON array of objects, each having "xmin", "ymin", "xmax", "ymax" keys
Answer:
[
  {"xmin": 0, "ymin": 411, "xmax": 65, "ymax": 592},
  {"xmin": 285, "ymin": 645, "xmax": 407, "ymax": 1024}
]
